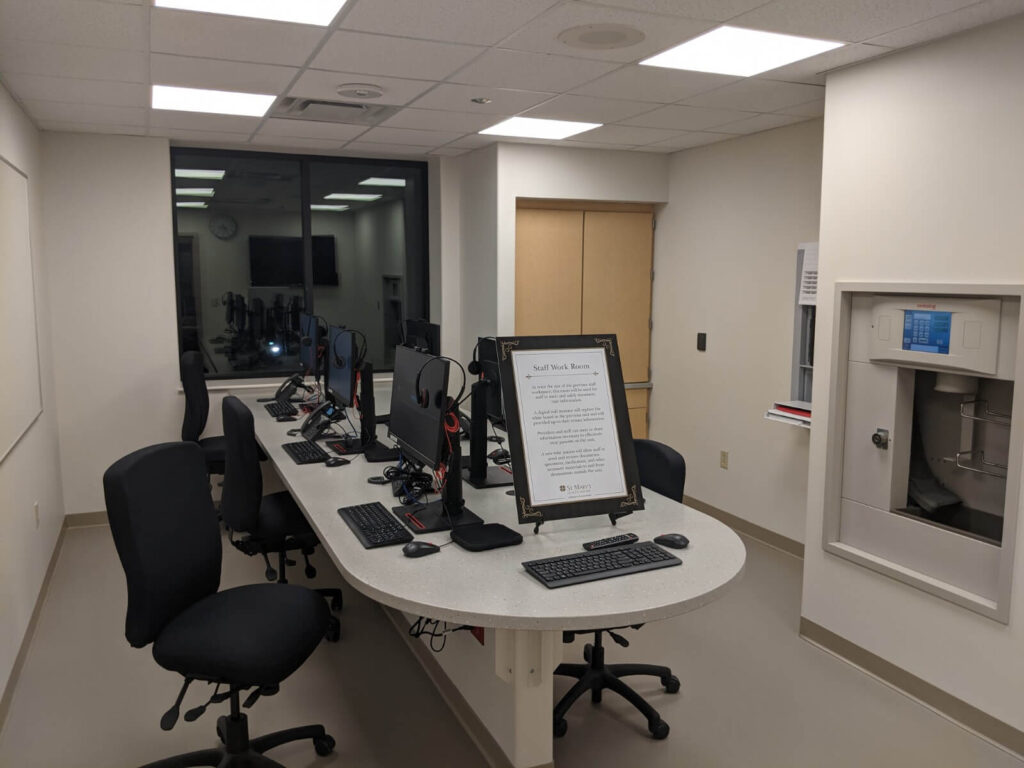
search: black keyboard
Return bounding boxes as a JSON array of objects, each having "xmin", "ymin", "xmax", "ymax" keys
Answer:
[
  {"xmin": 282, "ymin": 440, "xmax": 329, "ymax": 465},
  {"xmin": 522, "ymin": 541, "xmax": 681, "ymax": 589},
  {"xmin": 337, "ymin": 502, "xmax": 413, "ymax": 548},
  {"xmin": 265, "ymin": 401, "xmax": 298, "ymax": 417}
]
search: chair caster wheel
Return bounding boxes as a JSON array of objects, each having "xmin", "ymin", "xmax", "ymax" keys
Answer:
[
  {"xmin": 305, "ymin": 565, "xmax": 317, "ymax": 579},
  {"xmin": 330, "ymin": 594, "xmax": 343, "ymax": 612},
  {"xmin": 265, "ymin": 567, "xmax": 277, "ymax": 582},
  {"xmin": 325, "ymin": 617, "xmax": 341, "ymax": 642},
  {"xmin": 583, "ymin": 644, "xmax": 593, "ymax": 663},
  {"xmin": 650, "ymin": 719, "xmax": 669, "ymax": 740},
  {"xmin": 663, "ymin": 675, "xmax": 680, "ymax": 694},
  {"xmin": 216, "ymin": 716, "xmax": 227, "ymax": 744},
  {"xmin": 313, "ymin": 735, "xmax": 336, "ymax": 756},
  {"xmin": 553, "ymin": 719, "xmax": 567, "ymax": 738}
]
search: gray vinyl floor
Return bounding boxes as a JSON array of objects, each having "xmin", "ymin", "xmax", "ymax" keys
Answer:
[{"xmin": 1, "ymin": 522, "xmax": 1021, "ymax": 768}]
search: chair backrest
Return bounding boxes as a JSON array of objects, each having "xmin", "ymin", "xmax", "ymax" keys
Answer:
[
  {"xmin": 103, "ymin": 442, "xmax": 221, "ymax": 648},
  {"xmin": 633, "ymin": 439, "xmax": 686, "ymax": 503},
  {"xmin": 220, "ymin": 396, "xmax": 264, "ymax": 533},
  {"xmin": 180, "ymin": 351, "xmax": 210, "ymax": 442}
]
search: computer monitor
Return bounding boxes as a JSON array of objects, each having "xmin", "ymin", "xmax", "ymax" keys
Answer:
[
  {"xmin": 389, "ymin": 345, "xmax": 482, "ymax": 532},
  {"xmin": 404, "ymin": 319, "xmax": 440, "ymax": 356},
  {"xmin": 326, "ymin": 326, "xmax": 357, "ymax": 408},
  {"xmin": 462, "ymin": 337, "xmax": 512, "ymax": 489},
  {"xmin": 298, "ymin": 312, "xmax": 320, "ymax": 375}
]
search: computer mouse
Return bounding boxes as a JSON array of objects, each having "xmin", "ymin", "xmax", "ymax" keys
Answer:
[
  {"xmin": 275, "ymin": 415, "xmax": 297, "ymax": 422},
  {"xmin": 654, "ymin": 533, "xmax": 689, "ymax": 549},
  {"xmin": 488, "ymin": 448, "xmax": 511, "ymax": 462},
  {"xmin": 324, "ymin": 457, "xmax": 349, "ymax": 467},
  {"xmin": 402, "ymin": 541, "xmax": 440, "ymax": 558}
]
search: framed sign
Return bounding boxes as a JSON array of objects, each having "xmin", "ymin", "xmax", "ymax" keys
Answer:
[{"xmin": 496, "ymin": 335, "xmax": 644, "ymax": 526}]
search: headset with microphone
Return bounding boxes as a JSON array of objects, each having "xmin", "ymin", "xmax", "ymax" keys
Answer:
[
  {"xmin": 467, "ymin": 337, "xmax": 494, "ymax": 377},
  {"xmin": 331, "ymin": 328, "xmax": 368, "ymax": 370},
  {"xmin": 414, "ymin": 355, "xmax": 466, "ymax": 412}
]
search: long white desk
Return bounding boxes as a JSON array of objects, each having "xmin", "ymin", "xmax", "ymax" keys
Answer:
[{"xmin": 247, "ymin": 397, "xmax": 745, "ymax": 768}]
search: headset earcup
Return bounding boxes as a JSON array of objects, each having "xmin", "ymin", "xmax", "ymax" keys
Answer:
[{"xmin": 467, "ymin": 360, "xmax": 481, "ymax": 376}]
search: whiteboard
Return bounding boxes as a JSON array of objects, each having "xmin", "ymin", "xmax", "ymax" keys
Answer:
[{"xmin": 0, "ymin": 155, "xmax": 43, "ymax": 463}]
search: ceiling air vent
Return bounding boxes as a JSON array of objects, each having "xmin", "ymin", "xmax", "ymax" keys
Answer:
[{"xmin": 271, "ymin": 97, "xmax": 399, "ymax": 126}]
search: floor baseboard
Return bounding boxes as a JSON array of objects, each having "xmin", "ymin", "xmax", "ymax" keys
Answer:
[
  {"xmin": 684, "ymin": 495, "xmax": 804, "ymax": 559},
  {"xmin": 800, "ymin": 617, "xmax": 1024, "ymax": 759}
]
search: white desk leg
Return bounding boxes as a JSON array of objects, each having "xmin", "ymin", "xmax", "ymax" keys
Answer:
[{"xmin": 494, "ymin": 628, "xmax": 562, "ymax": 768}]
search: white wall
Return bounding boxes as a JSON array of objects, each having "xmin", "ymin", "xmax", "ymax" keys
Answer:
[
  {"xmin": 456, "ymin": 145, "xmax": 499, "ymax": 365},
  {"xmin": 650, "ymin": 120, "xmax": 823, "ymax": 543},
  {"xmin": 805, "ymin": 16, "xmax": 1024, "ymax": 728},
  {"xmin": 42, "ymin": 133, "xmax": 180, "ymax": 516},
  {"xmin": 0, "ymin": 85, "xmax": 65, "ymax": 698}
]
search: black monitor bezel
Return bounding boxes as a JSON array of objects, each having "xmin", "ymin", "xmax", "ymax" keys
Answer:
[
  {"xmin": 405, "ymin": 319, "xmax": 441, "ymax": 356},
  {"xmin": 389, "ymin": 346, "xmax": 451, "ymax": 468}
]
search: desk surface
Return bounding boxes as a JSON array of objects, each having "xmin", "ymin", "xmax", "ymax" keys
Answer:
[{"xmin": 249, "ymin": 397, "xmax": 746, "ymax": 631}]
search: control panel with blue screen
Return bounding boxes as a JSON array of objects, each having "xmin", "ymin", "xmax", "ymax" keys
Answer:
[{"xmin": 903, "ymin": 310, "xmax": 952, "ymax": 354}]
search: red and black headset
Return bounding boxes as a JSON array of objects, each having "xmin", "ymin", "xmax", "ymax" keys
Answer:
[{"xmin": 414, "ymin": 355, "xmax": 467, "ymax": 412}]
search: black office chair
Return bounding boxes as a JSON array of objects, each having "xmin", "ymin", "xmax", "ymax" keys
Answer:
[
  {"xmin": 553, "ymin": 438, "xmax": 686, "ymax": 741},
  {"xmin": 221, "ymin": 396, "xmax": 343, "ymax": 638},
  {"xmin": 181, "ymin": 351, "xmax": 227, "ymax": 476},
  {"xmin": 103, "ymin": 442, "xmax": 336, "ymax": 767}
]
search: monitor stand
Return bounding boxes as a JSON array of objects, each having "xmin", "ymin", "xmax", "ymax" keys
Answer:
[
  {"xmin": 357, "ymin": 362, "xmax": 399, "ymax": 463},
  {"xmin": 462, "ymin": 379, "xmax": 513, "ymax": 488},
  {"xmin": 393, "ymin": 432, "xmax": 482, "ymax": 533}
]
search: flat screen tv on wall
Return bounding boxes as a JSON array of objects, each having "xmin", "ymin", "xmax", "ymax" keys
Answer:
[{"xmin": 248, "ymin": 235, "xmax": 338, "ymax": 286}]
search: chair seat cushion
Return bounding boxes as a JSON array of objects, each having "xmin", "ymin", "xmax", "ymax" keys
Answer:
[
  {"xmin": 152, "ymin": 583, "xmax": 329, "ymax": 687},
  {"xmin": 258, "ymin": 491, "xmax": 314, "ymax": 545},
  {"xmin": 198, "ymin": 436, "xmax": 226, "ymax": 473}
]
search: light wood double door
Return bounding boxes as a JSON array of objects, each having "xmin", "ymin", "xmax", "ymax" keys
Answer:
[{"xmin": 515, "ymin": 205, "xmax": 654, "ymax": 438}]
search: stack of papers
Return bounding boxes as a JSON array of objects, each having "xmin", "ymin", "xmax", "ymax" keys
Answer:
[{"xmin": 765, "ymin": 400, "xmax": 811, "ymax": 428}]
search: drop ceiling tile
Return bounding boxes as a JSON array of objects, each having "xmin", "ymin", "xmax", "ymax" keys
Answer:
[
  {"xmin": 429, "ymin": 147, "xmax": 471, "ymax": 156},
  {"xmin": 381, "ymin": 108, "xmax": 496, "ymax": 133},
  {"xmin": 682, "ymin": 79, "xmax": 824, "ymax": 112},
  {"xmin": 356, "ymin": 126, "xmax": 465, "ymax": 146},
  {"xmin": 151, "ymin": 8, "xmax": 325, "ymax": 67},
  {"xmin": 409, "ymin": 84, "xmax": 555, "ymax": 115},
  {"xmin": 446, "ymin": 134, "xmax": 499, "ymax": 149},
  {"xmin": 312, "ymin": 31, "xmax": 484, "ymax": 81},
  {"xmin": 582, "ymin": 0, "xmax": 774, "ymax": 22},
  {"xmin": 560, "ymin": 139, "xmax": 641, "ymax": 151},
  {"xmin": 0, "ymin": 40, "xmax": 148, "ymax": 82},
  {"xmin": 714, "ymin": 112, "xmax": 807, "ymax": 134},
  {"xmin": 630, "ymin": 144, "xmax": 681, "ymax": 152},
  {"xmin": 150, "ymin": 110, "xmax": 262, "ymax": 134},
  {"xmin": 289, "ymin": 69, "xmax": 434, "ymax": 106},
  {"xmin": 449, "ymin": 49, "xmax": 619, "ymax": 93},
  {"xmin": 621, "ymin": 104, "xmax": 753, "ymax": 130},
  {"xmin": 523, "ymin": 93, "xmax": 660, "ymax": 123},
  {"xmin": 646, "ymin": 130, "xmax": 733, "ymax": 149},
  {"xmin": 151, "ymin": 54, "xmax": 299, "ymax": 94},
  {"xmin": 731, "ymin": 0, "xmax": 980, "ymax": 43},
  {"xmin": 866, "ymin": 0, "xmax": 1024, "ymax": 47},
  {"xmin": 1, "ymin": 73, "xmax": 148, "ymax": 108},
  {"xmin": 0, "ymin": 0, "xmax": 147, "ymax": 50},
  {"xmin": 249, "ymin": 135, "xmax": 347, "ymax": 150},
  {"xmin": 38, "ymin": 121, "xmax": 144, "ymax": 136},
  {"xmin": 777, "ymin": 98, "xmax": 825, "ymax": 117},
  {"xmin": 572, "ymin": 65, "xmax": 737, "ymax": 103},
  {"xmin": 572, "ymin": 124, "xmax": 683, "ymax": 145},
  {"xmin": 339, "ymin": 0, "xmax": 560, "ymax": 46},
  {"xmin": 22, "ymin": 99, "xmax": 146, "ymax": 126},
  {"xmin": 153, "ymin": 127, "xmax": 252, "ymax": 144},
  {"xmin": 256, "ymin": 118, "xmax": 368, "ymax": 141},
  {"xmin": 342, "ymin": 141, "xmax": 433, "ymax": 157},
  {"xmin": 755, "ymin": 43, "xmax": 891, "ymax": 85},
  {"xmin": 499, "ymin": 2, "xmax": 713, "ymax": 63}
]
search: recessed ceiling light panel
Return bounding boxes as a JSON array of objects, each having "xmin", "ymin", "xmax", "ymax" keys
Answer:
[
  {"xmin": 153, "ymin": 85, "xmax": 275, "ymax": 117},
  {"xmin": 640, "ymin": 26, "xmax": 843, "ymax": 77},
  {"xmin": 311, "ymin": 204, "xmax": 350, "ymax": 211},
  {"xmin": 479, "ymin": 117, "xmax": 601, "ymax": 140},
  {"xmin": 154, "ymin": 0, "xmax": 348, "ymax": 26},
  {"xmin": 176, "ymin": 201, "xmax": 207, "ymax": 208},
  {"xmin": 175, "ymin": 187, "xmax": 215, "ymax": 197},
  {"xmin": 558, "ymin": 24, "xmax": 645, "ymax": 50},
  {"xmin": 324, "ymin": 193, "xmax": 382, "ymax": 201},
  {"xmin": 175, "ymin": 169, "xmax": 226, "ymax": 180},
  {"xmin": 359, "ymin": 177, "xmax": 406, "ymax": 187}
]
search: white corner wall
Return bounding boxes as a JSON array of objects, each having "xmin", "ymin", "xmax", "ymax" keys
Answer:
[
  {"xmin": 42, "ymin": 133, "xmax": 180, "ymax": 516},
  {"xmin": 650, "ymin": 120, "xmax": 823, "ymax": 543},
  {"xmin": 805, "ymin": 15, "xmax": 1024, "ymax": 728},
  {"xmin": 456, "ymin": 145, "xmax": 499, "ymax": 365},
  {"xmin": 0, "ymin": 86, "xmax": 65, "ymax": 700}
]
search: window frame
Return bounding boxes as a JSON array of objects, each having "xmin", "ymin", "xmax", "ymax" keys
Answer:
[{"xmin": 169, "ymin": 146, "xmax": 430, "ymax": 380}]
